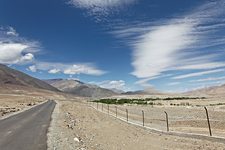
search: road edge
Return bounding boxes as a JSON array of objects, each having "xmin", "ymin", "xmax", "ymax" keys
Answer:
[{"xmin": 47, "ymin": 100, "xmax": 59, "ymax": 150}]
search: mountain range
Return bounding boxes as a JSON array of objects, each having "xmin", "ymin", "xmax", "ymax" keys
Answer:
[
  {"xmin": 1, "ymin": 64, "xmax": 225, "ymax": 97},
  {"xmin": 44, "ymin": 79, "xmax": 117, "ymax": 98},
  {"xmin": 185, "ymin": 84, "xmax": 225, "ymax": 96}
]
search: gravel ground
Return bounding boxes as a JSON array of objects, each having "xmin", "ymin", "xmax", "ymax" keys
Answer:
[{"xmin": 47, "ymin": 100, "xmax": 225, "ymax": 150}]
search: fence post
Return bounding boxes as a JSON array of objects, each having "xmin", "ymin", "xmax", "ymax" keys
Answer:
[
  {"xmin": 102, "ymin": 103, "xmax": 103, "ymax": 111},
  {"xmin": 108, "ymin": 104, "xmax": 109, "ymax": 114},
  {"xmin": 204, "ymin": 107, "xmax": 212, "ymax": 136},
  {"xmin": 142, "ymin": 110, "xmax": 145, "ymax": 126},
  {"xmin": 126, "ymin": 109, "xmax": 128, "ymax": 122},
  {"xmin": 164, "ymin": 111, "xmax": 169, "ymax": 132},
  {"xmin": 115, "ymin": 106, "xmax": 117, "ymax": 118}
]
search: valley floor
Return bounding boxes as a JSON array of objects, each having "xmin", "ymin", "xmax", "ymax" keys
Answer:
[
  {"xmin": 0, "ymin": 94, "xmax": 44, "ymax": 118},
  {"xmin": 48, "ymin": 100, "xmax": 225, "ymax": 150}
]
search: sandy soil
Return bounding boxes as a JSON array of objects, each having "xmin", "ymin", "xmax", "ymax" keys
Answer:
[
  {"xmin": 48, "ymin": 100, "xmax": 225, "ymax": 150},
  {"xmin": 91, "ymin": 95, "xmax": 225, "ymax": 137},
  {"xmin": 0, "ymin": 85, "xmax": 75, "ymax": 118},
  {"xmin": 0, "ymin": 94, "xmax": 45, "ymax": 117}
]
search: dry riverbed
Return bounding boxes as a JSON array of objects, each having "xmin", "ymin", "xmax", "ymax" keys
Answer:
[{"xmin": 48, "ymin": 100, "xmax": 225, "ymax": 150}]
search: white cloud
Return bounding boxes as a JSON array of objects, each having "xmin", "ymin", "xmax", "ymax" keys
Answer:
[
  {"xmin": 174, "ymin": 62, "xmax": 225, "ymax": 70},
  {"xmin": 0, "ymin": 43, "xmax": 35, "ymax": 64},
  {"xmin": 30, "ymin": 62, "xmax": 106, "ymax": 76},
  {"xmin": 48, "ymin": 69, "xmax": 61, "ymax": 74},
  {"xmin": 135, "ymin": 74, "xmax": 173, "ymax": 88},
  {"xmin": 21, "ymin": 53, "xmax": 34, "ymax": 62},
  {"xmin": 69, "ymin": 0, "xmax": 135, "ymax": 8},
  {"xmin": 167, "ymin": 82, "xmax": 180, "ymax": 86},
  {"xmin": 68, "ymin": 0, "xmax": 136, "ymax": 19},
  {"xmin": 135, "ymin": 78, "xmax": 153, "ymax": 88},
  {"xmin": 111, "ymin": 0, "xmax": 225, "ymax": 87},
  {"xmin": 172, "ymin": 69, "xmax": 225, "ymax": 80},
  {"xmin": 190, "ymin": 76, "xmax": 225, "ymax": 82},
  {"xmin": 90, "ymin": 80, "xmax": 126, "ymax": 90},
  {"xmin": 63, "ymin": 64, "xmax": 105, "ymax": 75},
  {"xmin": 131, "ymin": 23, "xmax": 194, "ymax": 78},
  {"xmin": 27, "ymin": 65, "xmax": 37, "ymax": 72},
  {"xmin": 6, "ymin": 27, "xmax": 19, "ymax": 36},
  {"xmin": 0, "ymin": 26, "xmax": 105, "ymax": 77},
  {"xmin": 0, "ymin": 27, "xmax": 39, "ymax": 65}
]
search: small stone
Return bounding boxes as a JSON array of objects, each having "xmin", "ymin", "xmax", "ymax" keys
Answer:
[{"xmin": 74, "ymin": 137, "xmax": 80, "ymax": 142}]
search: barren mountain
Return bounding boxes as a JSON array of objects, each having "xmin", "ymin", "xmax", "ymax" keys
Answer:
[
  {"xmin": 186, "ymin": 84, "xmax": 225, "ymax": 96},
  {"xmin": 45, "ymin": 79, "xmax": 117, "ymax": 98},
  {"xmin": 0, "ymin": 64, "xmax": 59, "ymax": 92}
]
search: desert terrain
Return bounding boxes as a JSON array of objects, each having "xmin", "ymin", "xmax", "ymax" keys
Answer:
[
  {"xmin": 0, "ymin": 84, "xmax": 72, "ymax": 119},
  {"xmin": 1, "ymin": 65, "xmax": 225, "ymax": 149},
  {"xmin": 2, "ymin": 87, "xmax": 225, "ymax": 149},
  {"xmin": 94, "ymin": 96, "xmax": 225, "ymax": 137},
  {"xmin": 47, "ymin": 97, "xmax": 225, "ymax": 150}
]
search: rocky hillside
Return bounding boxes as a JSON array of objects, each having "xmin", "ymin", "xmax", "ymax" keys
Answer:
[
  {"xmin": 0, "ymin": 64, "xmax": 59, "ymax": 92},
  {"xmin": 186, "ymin": 84, "xmax": 225, "ymax": 96},
  {"xmin": 45, "ymin": 79, "xmax": 117, "ymax": 98}
]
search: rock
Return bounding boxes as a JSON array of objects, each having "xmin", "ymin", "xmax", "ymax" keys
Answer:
[
  {"xmin": 74, "ymin": 137, "xmax": 80, "ymax": 142},
  {"xmin": 27, "ymin": 103, "xmax": 32, "ymax": 106}
]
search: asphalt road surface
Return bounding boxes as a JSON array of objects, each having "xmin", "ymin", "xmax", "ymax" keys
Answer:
[{"xmin": 0, "ymin": 100, "xmax": 56, "ymax": 150}]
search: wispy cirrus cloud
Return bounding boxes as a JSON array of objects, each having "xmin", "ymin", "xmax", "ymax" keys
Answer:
[
  {"xmin": 174, "ymin": 62, "xmax": 225, "ymax": 70},
  {"xmin": 6, "ymin": 27, "xmax": 19, "ymax": 37},
  {"xmin": 190, "ymin": 76, "xmax": 225, "ymax": 83},
  {"xmin": 68, "ymin": 0, "xmax": 136, "ymax": 8},
  {"xmin": 167, "ymin": 82, "xmax": 180, "ymax": 86},
  {"xmin": 131, "ymin": 23, "xmax": 195, "ymax": 78},
  {"xmin": 111, "ymin": 0, "xmax": 225, "ymax": 87},
  {"xmin": 67, "ymin": 0, "xmax": 137, "ymax": 20},
  {"xmin": 135, "ymin": 73, "xmax": 173, "ymax": 88},
  {"xmin": 172, "ymin": 69, "xmax": 225, "ymax": 80}
]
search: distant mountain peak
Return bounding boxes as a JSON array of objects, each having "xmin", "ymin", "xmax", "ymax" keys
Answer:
[
  {"xmin": 185, "ymin": 84, "xmax": 225, "ymax": 96},
  {"xmin": 45, "ymin": 78, "xmax": 117, "ymax": 98}
]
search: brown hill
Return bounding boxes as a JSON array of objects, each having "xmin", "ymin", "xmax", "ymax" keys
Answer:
[
  {"xmin": 0, "ymin": 64, "xmax": 59, "ymax": 92},
  {"xmin": 185, "ymin": 84, "xmax": 225, "ymax": 96},
  {"xmin": 45, "ymin": 79, "xmax": 117, "ymax": 98}
]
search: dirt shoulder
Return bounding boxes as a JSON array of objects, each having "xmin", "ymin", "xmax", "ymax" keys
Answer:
[{"xmin": 48, "ymin": 100, "xmax": 225, "ymax": 150}]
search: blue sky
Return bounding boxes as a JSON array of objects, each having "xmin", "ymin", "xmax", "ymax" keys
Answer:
[{"xmin": 0, "ymin": 0, "xmax": 225, "ymax": 92}]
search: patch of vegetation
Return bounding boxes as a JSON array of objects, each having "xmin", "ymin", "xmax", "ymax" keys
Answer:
[
  {"xmin": 93, "ymin": 97, "xmax": 206, "ymax": 105},
  {"xmin": 170, "ymin": 102, "xmax": 191, "ymax": 106},
  {"xmin": 210, "ymin": 103, "xmax": 225, "ymax": 106}
]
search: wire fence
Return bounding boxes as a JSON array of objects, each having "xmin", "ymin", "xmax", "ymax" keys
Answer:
[{"xmin": 89, "ymin": 102, "xmax": 225, "ymax": 138}]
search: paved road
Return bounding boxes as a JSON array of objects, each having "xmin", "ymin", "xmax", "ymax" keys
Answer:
[{"xmin": 0, "ymin": 100, "xmax": 56, "ymax": 150}]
